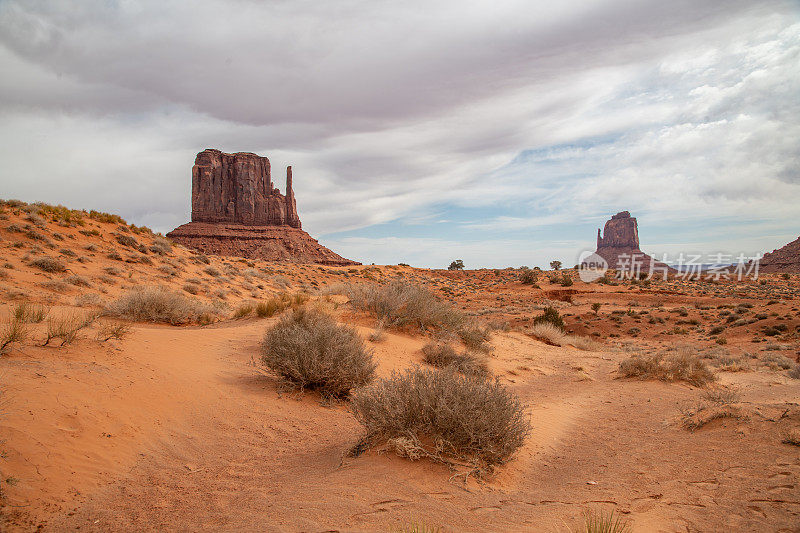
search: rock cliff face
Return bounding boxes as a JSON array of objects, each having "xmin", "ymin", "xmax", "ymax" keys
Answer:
[
  {"xmin": 595, "ymin": 211, "xmax": 671, "ymax": 274},
  {"xmin": 168, "ymin": 149, "xmax": 358, "ymax": 265},
  {"xmin": 758, "ymin": 236, "xmax": 800, "ymax": 273}
]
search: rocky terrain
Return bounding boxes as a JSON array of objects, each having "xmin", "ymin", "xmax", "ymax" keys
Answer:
[
  {"xmin": 168, "ymin": 149, "xmax": 358, "ymax": 266},
  {"xmin": 0, "ymin": 200, "xmax": 798, "ymax": 532},
  {"xmin": 759, "ymin": 235, "xmax": 800, "ymax": 273}
]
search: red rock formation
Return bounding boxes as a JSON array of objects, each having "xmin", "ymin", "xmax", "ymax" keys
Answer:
[
  {"xmin": 758, "ymin": 236, "xmax": 800, "ymax": 273},
  {"xmin": 595, "ymin": 211, "xmax": 672, "ymax": 275},
  {"xmin": 168, "ymin": 149, "xmax": 358, "ymax": 265}
]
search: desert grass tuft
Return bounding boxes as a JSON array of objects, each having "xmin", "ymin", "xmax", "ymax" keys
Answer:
[
  {"xmin": 95, "ymin": 321, "xmax": 132, "ymax": 342},
  {"xmin": 42, "ymin": 311, "xmax": 98, "ymax": 347},
  {"xmin": 0, "ymin": 315, "xmax": 28, "ymax": 353},
  {"xmin": 582, "ymin": 509, "xmax": 631, "ymax": 533},
  {"xmin": 261, "ymin": 307, "xmax": 376, "ymax": 398},
  {"xmin": 12, "ymin": 302, "xmax": 48, "ymax": 323}
]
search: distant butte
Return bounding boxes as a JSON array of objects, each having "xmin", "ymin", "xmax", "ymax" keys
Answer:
[
  {"xmin": 595, "ymin": 211, "xmax": 672, "ymax": 274},
  {"xmin": 758, "ymin": 235, "xmax": 800, "ymax": 273},
  {"xmin": 167, "ymin": 149, "xmax": 359, "ymax": 265}
]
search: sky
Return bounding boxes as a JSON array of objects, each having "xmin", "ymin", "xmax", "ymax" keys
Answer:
[{"xmin": 0, "ymin": 0, "xmax": 798, "ymax": 269}]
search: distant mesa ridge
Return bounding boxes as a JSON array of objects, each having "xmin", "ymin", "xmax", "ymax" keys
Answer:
[
  {"xmin": 594, "ymin": 211, "xmax": 672, "ymax": 272},
  {"xmin": 167, "ymin": 149, "xmax": 359, "ymax": 266}
]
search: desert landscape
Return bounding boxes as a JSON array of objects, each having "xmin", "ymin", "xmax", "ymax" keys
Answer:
[
  {"xmin": 0, "ymin": 192, "xmax": 798, "ymax": 531},
  {"xmin": 1, "ymin": 2, "xmax": 799, "ymax": 532}
]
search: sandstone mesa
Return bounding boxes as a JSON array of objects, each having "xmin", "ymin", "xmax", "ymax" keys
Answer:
[{"xmin": 167, "ymin": 149, "xmax": 359, "ymax": 266}]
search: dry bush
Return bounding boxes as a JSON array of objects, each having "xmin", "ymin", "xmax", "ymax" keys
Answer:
[
  {"xmin": 106, "ymin": 285, "xmax": 218, "ymax": 325},
  {"xmin": 368, "ymin": 321, "xmax": 386, "ymax": 343},
  {"xmin": 761, "ymin": 352, "xmax": 794, "ymax": 370},
  {"xmin": 334, "ymin": 281, "xmax": 466, "ymax": 334},
  {"xmin": 75, "ymin": 293, "xmax": 103, "ymax": 307},
  {"xmin": 183, "ymin": 283, "xmax": 200, "ymax": 295},
  {"xmin": 620, "ymin": 348, "xmax": 716, "ymax": 386},
  {"xmin": 519, "ymin": 268, "xmax": 538, "ymax": 285},
  {"xmin": 65, "ymin": 274, "xmax": 92, "ymax": 287},
  {"xmin": 421, "ymin": 342, "xmax": 490, "ymax": 378},
  {"xmin": 12, "ymin": 302, "xmax": 48, "ymax": 323},
  {"xmin": 29, "ymin": 255, "xmax": 66, "ymax": 273},
  {"xmin": 261, "ymin": 307, "xmax": 376, "ymax": 398},
  {"xmin": 525, "ymin": 322, "xmax": 600, "ymax": 351},
  {"xmin": 351, "ymin": 366, "xmax": 529, "ymax": 469},
  {"xmin": 0, "ymin": 316, "xmax": 28, "ymax": 353},
  {"xmin": 680, "ymin": 388, "xmax": 745, "ymax": 432},
  {"xmin": 43, "ymin": 311, "xmax": 98, "ymax": 346},
  {"xmin": 789, "ymin": 365, "xmax": 800, "ymax": 380},
  {"xmin": 255, "ymin": 292, "xmax": 307, "ymax": 318},
  {"xmin": 457, "ymin": 321, "xmax": 492, "ymax": 352},
  {"xmin": 95, "ymin": 321, "xmax": 132, "ymax": 342},
  {"xmin": 233, "ymin": 302, "xmax": 254, "ymax": 318}
]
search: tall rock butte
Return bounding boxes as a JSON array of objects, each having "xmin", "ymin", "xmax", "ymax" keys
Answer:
[
  {"xmin": 595, "ymin": 211, "xmax": 672, "ymax": 273},
  {"xmin": 167, "ymin": 149, "xmax": 359, "ymax": 265}
]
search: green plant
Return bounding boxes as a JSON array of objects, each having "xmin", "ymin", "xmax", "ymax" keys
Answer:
[
  {"xmin": 261, "ymin": 307, "xmax": 376, "ymax": 398},
  {"xmin": 448, "ymin": 259, "xmax": 464, "ymax": 271},
  {"xmin": 351, "ymin": 366, "xmax": 529, "ymax": 469},
  {"xmin": 533, "ymin": 306, "xmax": 565, "ymax": 331},
  {"xmin": 12, "ymin": 302, "xmax": 48, "ymax": 323},
  {"xmin": 550, "ymin": 260, "xmax": 562, "ymax": 271},
  {"xmin": 519, "ymin": 268, "xmax": 538, "ymax": 285}
]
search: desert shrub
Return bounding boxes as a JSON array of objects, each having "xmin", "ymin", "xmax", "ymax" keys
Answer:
[
  {"xmin": 560, "ymin": 273, "xmax": 573, "ymax": 287},
  {"xmin": 106, "ymin": 285, "xmax": 217, "ymax": 325},
  {"xmin": 519, "ymin": 268, "xmax": 538, "ymax": 285},
  {"xmin": 40, "ymin": 279, "xmax": 69, "ymax": 292},
  {"xmin": 183, "ymin": 283, "xmax": 200, "ymax": 295},
  {"xmin": 533, "ymin": 306, "xmax": 565, "ymax": 331},
  {"xmin": 338, "ymin": 282, "xmax": 464, "ymax": 333},
  {"xmin": 42, "ymin": 311, "xmax": 98, "ymax": 346},
  {"xmin": 29, "ymin": 255, "xmax": 66, "ymax": 273},
  {"xmin": 115, "ymin": 233, "xmax": 139, "ymax": 248},
  {"xmin": 421, "ymin": 342, "xmax": 489, "ymax": 378},
  {"xmin": 158, "ymin": 264, "xmax": 178, "ymax": 277},
  {"xmin": 619, "ymin": 349, "xmax": 716, "ymax": 386},
  {"xmin": 0, "ymin": 316, "xmax": 28, "ymax": 353},
  {"xmin": 761, "ymin": 352, "xmax": 794, "ymax": 370},
  {"xmin": 204, "ymin": 266, "xmax": 220, "ymax": 277},
  {"xmin": 591, "ymin": 303, "xmax": 601, "ymax": 314},
  {"xmin": 261, "ymin": 307, "xmax": 375, "ymax": 398},
  {"xmin": 65, "ymin": 274, "xmax": 92, "ymax": 287},
  {"xmin": 789, "ymin": 365, "xmax": 800, "ymax": 380},
  {"xmin": 12, "ymin": 302, "xmax": 48, "ymax": 323},
  {"xmin": 149, "ymin": 238, "xmax": 172, "ymax": 255},
  {"xmin": 351, "ymin": 366, "xmax": 529, "ymax": 468},
  {"xmin": 88, "ymin": 210, "xmax": 125, "ymax": 224},
  {"xmin": 680, "ymin": 388, "xmax": 745, "ymax": 431},
  {"xmin": 447, "ymin": 259, "xmax": 464, "ymax": 271},
  {"xmin": 75, "ymin": 293, "xmax": 103, "ymax": 307}
]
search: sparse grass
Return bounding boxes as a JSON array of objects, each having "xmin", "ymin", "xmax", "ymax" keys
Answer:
[
  {"xmin": 351, "ymin": 366, "xmax": 529, "ymax": 470},
  {"xmin": 261, "ymin": 307, "xmax": 376, "ymax": 398},
  {"xmin": 582, "ymin": 509, "xmax": 631, "ymax": 533},
  {"xmin": 0, "ymin": 316, "xmax": 28, "ymax": 353},
  {"xmin": 395, "ymin": 519, "xmax": 442, "ymax": 533},
  {"xmin": 619, "ymin": 348, "xmax": 716, "ymax": 386},
  {"xmin": 761, "ymin": 352, "xmax": 794, "ymax": 370},
  {"xmin": 12, "ymin": 302, "xmax": 48, "ymax": 323},
  {"xmin": 456, "ymin": 321, "xmax": 492, "ymax": 352},
  {"xmin": 29, "ymin": 255, "xmax": 66, "ymax": 273},
  {"xmin": 65, "ymin": 274, "xmax": 92, "ymax": 287},
  {"xmin": 421, "ymin": 342, "xmax": 490, "ymax": 378},
  {"xmin": 106, "ymin": 285, "xmax": 218, "ymax": 325},
  {"xmin": 42, "ymin": 311, "xmax": 98, "ymax": 347}
]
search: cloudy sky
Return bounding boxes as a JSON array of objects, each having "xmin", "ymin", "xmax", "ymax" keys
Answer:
[{"xmin": 0, "ymin": 0, "xmax": 798, "ymax": 268}]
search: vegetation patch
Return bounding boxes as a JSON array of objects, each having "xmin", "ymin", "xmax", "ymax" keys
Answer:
[
  {"xmin": 350, "ymin": 366, "xmax": 529, "ymax": 472},
  {"xmin": 106, "ymin": 285, "xmax": 218, "ymax": 325},
  {"xmin": 619, "ymin": 348, "xmax": 716, "ymax": 386}
]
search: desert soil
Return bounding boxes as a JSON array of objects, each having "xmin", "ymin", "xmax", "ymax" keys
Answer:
[{"xmin": 0, "ymin": 203, "xmax": 799, "ymax": 532}]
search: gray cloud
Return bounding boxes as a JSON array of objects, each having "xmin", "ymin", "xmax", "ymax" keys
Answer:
[{"xmin": 0, "ymin": 0, "xmax": 797, "ymax": 267}]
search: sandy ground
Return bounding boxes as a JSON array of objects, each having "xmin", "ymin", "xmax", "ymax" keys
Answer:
[{"xmin": 0, "ymin": 203, "xmax": 799, "ymax": 531}]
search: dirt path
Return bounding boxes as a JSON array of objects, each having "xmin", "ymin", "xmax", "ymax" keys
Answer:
[{"xmin": 3, "ymin": 322, "xmax": 799, "ymax": 532}]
